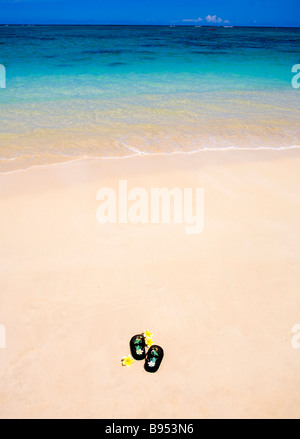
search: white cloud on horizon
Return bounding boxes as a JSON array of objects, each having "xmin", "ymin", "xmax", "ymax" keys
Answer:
[
  {"xmin": 182, "ymin": 15, "xmax": 230, "ymax": 25},
  {"xmin": 206, "ymin": 15, "xmax": 222, "ymax": 24}
]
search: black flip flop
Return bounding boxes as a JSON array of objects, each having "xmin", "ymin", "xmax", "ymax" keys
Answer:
[
  {"xmin": 130, "ymin": 334, "xmax": 146, "ymax": 360},
  {"xmin": 144, "ymin": 345, "xmax": 164, "ymax": 373}
]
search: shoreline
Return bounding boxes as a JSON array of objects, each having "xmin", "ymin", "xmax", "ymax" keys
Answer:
[{"xmin": 1, "ymin": 143, "xmax": 300, "ymax": 176}]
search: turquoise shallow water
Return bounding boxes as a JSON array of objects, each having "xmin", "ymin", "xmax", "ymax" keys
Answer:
[{"xmin": 0, "ymin": 25, "xmax": 300, "ymax": 170}]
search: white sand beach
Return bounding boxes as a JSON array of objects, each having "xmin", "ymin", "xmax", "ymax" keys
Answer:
[{"xmin": 0, "ymin": 148, "xmax": 300, "ymax": 418}]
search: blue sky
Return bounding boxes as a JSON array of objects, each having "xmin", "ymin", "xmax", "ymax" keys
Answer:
[{"xmin": 0, "ymin": 0, "xmax": 299, "ymax": 26}]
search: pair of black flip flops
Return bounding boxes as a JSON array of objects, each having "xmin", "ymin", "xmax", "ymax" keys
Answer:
[{"xmin": 130, "ymin": 334, "xmax": 164, "ymax": 373}]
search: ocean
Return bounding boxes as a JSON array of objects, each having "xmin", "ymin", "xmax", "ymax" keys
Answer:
[{"xmin": 0, "ymin": 25, "xmax": 300, "ymax": 171}]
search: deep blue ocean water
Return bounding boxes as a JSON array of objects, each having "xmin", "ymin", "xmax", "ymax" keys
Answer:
[{"xmin": 0, "ymin": 25, "xmax": 300, "ymax": 170}]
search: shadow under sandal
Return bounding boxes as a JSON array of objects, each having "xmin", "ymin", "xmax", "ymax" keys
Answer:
[
  {"xmin": 144, "ymin": 345, "xmax": 164, "ymax": 373},
  {"xmin": 130, "ymin": 334, "xmax": 146, "ymax": 360}
]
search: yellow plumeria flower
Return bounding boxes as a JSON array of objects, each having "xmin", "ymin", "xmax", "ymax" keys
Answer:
[
  {"xmin": 122, "ymin": 355, "xmax": 134, "ymax": 367},
  {"xmin": 144, "ymin": 330, "xmax": 153, "ymax": 339},
  {"xmin": 145, "ymin": 337, "xmax": 154, "ymax": 348}
]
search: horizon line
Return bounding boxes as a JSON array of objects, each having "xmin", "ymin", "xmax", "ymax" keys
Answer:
[{"xmin": 0, "ymin": 23, "xmax": 300, "ymax": 28}]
